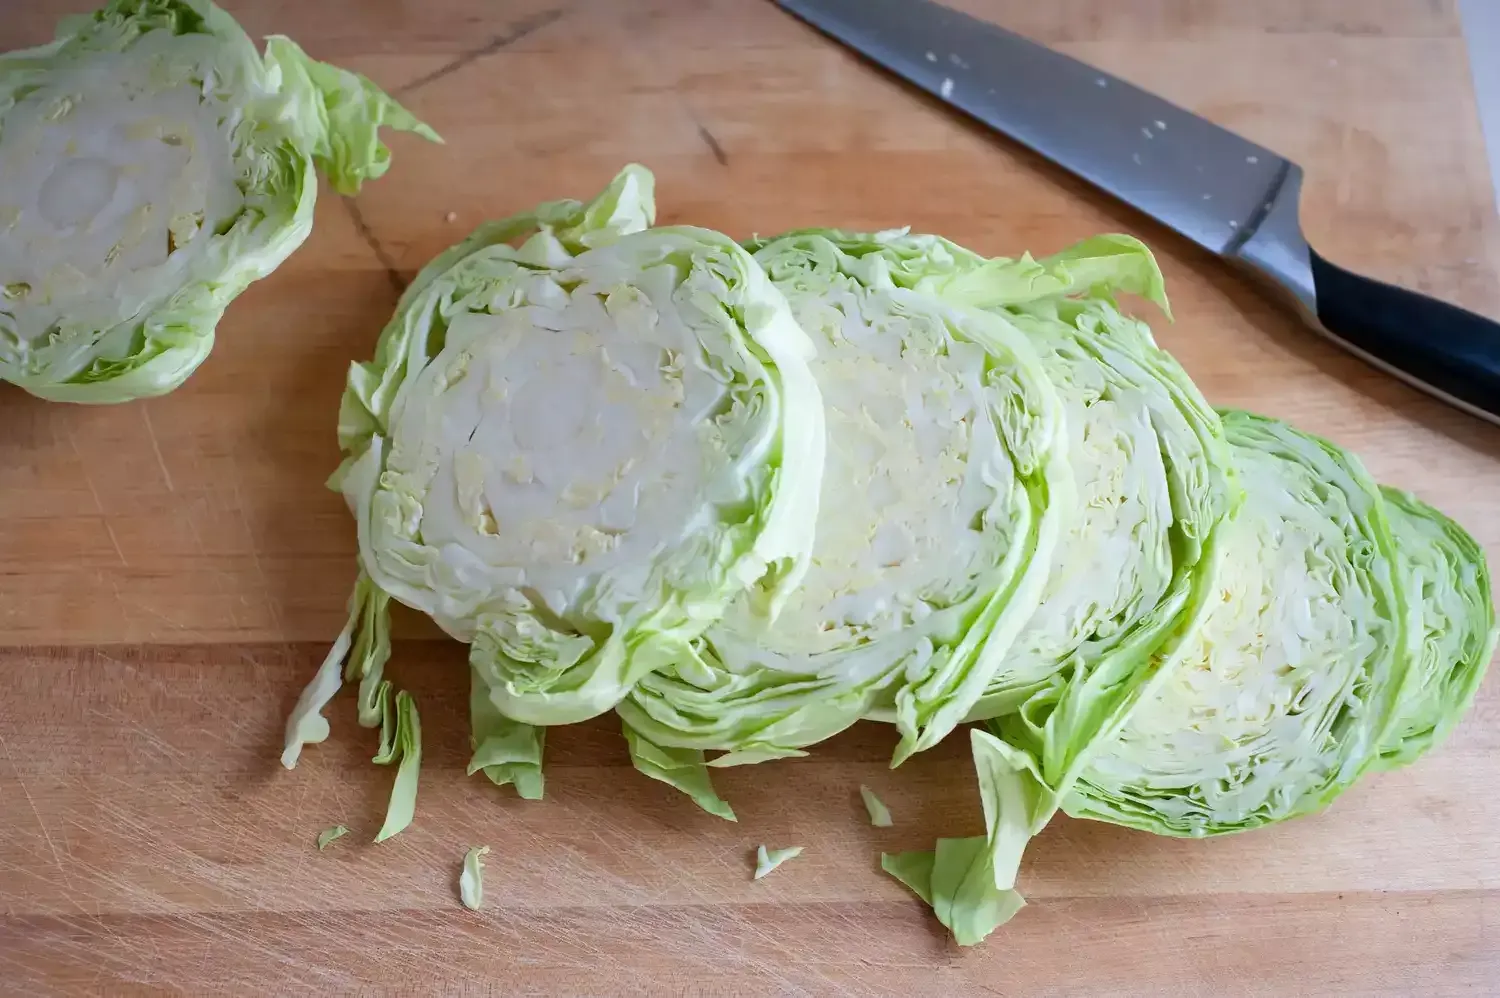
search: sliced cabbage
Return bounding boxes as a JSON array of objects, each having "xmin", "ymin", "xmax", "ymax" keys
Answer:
[
  {"xmin": 951, "ymin": 237, "xmax": 1236, "ymax": 722},
  {"xmin": 845, "ymin": 229, "xmax": 1235, "ymax": 941},
  {"xmin": 0, "ymin": 0, "xmax": 436, "ymax": 402},
  {"xmin": 892, "ymin": 410, "xmax": 1416, "ymax": 942},
  {"xmin": 1373, "ymin": 487, "xmax": 1496, "ymax": 768},
  {"xmin": 282, "ymin": 165, "xmax": 826, "ymax": 833},
  {"xmin": 615, "ymin": 227, "xmax": 1071, "ymax": 793},
  {"xmin": 1066, "ymin": 409, "xmax": 1413, "ymax": 836}
]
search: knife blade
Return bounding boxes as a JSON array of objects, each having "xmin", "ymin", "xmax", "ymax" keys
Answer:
[{"xmin": 778, "ymin": 0, "xmax": 1500, "ymax": 427}]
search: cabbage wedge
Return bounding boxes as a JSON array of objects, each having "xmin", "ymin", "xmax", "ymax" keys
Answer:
[
  {"xmin": 0, "ymin": 0, "xmax": 436, "ymax": 402},
  {"xmin": 282, "ymin": 165, "xmax": 826, "ymax": 833},
  {"xmin": 616, "ymin": 227, "xmax": 1071, "ymax": 803}
]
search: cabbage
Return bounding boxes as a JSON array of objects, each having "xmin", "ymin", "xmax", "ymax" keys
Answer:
[
  {"xmin": 867, "ymin": 232, "xmax": 1237, "ymax": 937},
  {"xmin": 258, "ymin": 149, "xmax": 1490, "ymax": 938},
  {"xmin": 1067, "ymin": 409, "xmax": 1412, "ymax": 836},
  {"xmin": 951, "ymin": 237, "xmax": 1236, "ymax": 723},
  {"xmin": 882, "ymin": 730, "xmax": 1028, "ymax": 946},
  {"xmin": 1373, "ymin": 487, "xmax": 1496, "ymax": 768},
  {"xmin": 459, "ymin": 845, "xmax": 489, "ymax": 910},
  {"xmin": 0, "ymin": 0, "xmax": 436, "ymax": 402},
  {"xmin": 315, "ymin": 824, "xmax": 349, "ymax": 850},
  {"xmin": 860, "ymin": 785, "xmax": 893, "ymax": 827},
  {"xmin": 753, "ymin": 844, "xmax": 803, "ymax": 879},
  {"xmin": 888, "ymin": 410, "xmax": 1417, "ymax": 944},
  {"xmin": 281, "ymin": 165, "xmax": 826, "ymax": 834},
  {"xmin": 615, "ymin": 227, "xmax": 1071, "ymax": 801}
]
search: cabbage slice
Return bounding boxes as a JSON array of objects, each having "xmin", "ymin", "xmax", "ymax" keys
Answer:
[
  {"xmin": 1373, "ymin": 487, "xmax": 1496, "ymax": 769},
  {"xmin": 948, "ymin": 236, "xmax": 1236, "ymax": 721},
  {"xmin": 284, "ymin": 166, "xmax": 826, "ymax": 833},
  {"xmin": 0, "ymin": 0, "xmax": 436, "ymax": 401},
  {"xmin": 615, "ymin": 228, "xmax": 1071, "ymax": 787},
  {"xmin": 895, "ymin": 410, "xmax": 1417, "ymax": 943},
  {"xmin": 1067, "ymin": 410, "xmax": 1413, "ymax": 836}
]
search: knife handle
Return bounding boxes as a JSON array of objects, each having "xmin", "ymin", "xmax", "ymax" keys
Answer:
[{"xmin": 1307, "ymin": 248, "xmax": 1500, "ymax": 424}]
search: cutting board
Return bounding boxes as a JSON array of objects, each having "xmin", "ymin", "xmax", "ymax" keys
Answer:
[{"xmin": 3, "ymin": 1, "xmax": 1498, "ymax": 993}]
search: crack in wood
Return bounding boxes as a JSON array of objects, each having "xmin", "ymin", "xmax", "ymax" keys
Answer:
[
  {"xmin": 342, "ymin": 198, "xmax": 407, "ymax": 294},
  {"xmin": 395, "ymin": 7, "xmax": 568, "ymax": 97},
  {"xmin": 696, "ymin": 123, "xmax": 729, "ymax": 166}
]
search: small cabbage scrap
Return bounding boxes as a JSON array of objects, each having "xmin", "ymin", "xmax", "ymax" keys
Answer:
[
  {"xmin": 880, "ymin": 730, "xmax": 1026, "ymax": 946},
  {"xmin": 860, "ymin": 785, "xmax": 892, "ymax": 827},
  {"xmin": 753, "ymin": 844, "xmax": 802, "ymax": 879},
  {"xmin": 616, "ymin": 228, "xmax": 1071, "ymax": 801},
  {"xmin": 459, "ymin": 845, "xmax": 489, "ymax": 910},
  {"xmin": 372, "ymin": 688, "xmax": 421, "ymax": 843},
  {"xmin": 315, "ymin": 824, "xmax": 349, "ymax": 850},
  {"xmin": 469, "ymin": 671, "xmax": 545, "ymax": 800},
  {"xmin": 0, "ymin": 0, "xmax": 437, "ymax": 402},
  {"xmin": 282, "ymin": 573, "xmax": 420, "ymax": 842}
]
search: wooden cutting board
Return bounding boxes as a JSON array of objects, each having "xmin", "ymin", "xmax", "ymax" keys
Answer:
[{"xmin": 3, "ymin": 1, "xmax": 1498, "ymax": 993}]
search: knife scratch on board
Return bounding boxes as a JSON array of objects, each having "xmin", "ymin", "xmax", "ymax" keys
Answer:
[
  {"xmin": 394, "ymin": 7, "xmax": 570, "ymax": 97},
  {"xmin": 0, "ymin": 729, "xmax": 82, "ymax": 910}
]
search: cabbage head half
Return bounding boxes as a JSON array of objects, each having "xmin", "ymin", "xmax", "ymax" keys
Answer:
[
  {"xmin": 0, "ymin": 0, "xmax": 436, "ymax": 402},
  {"xmin": 281, "ymin": 165, "xmax": 826, "ymax": 833},
  {"xmin": 615, "ymin": 227, "xmax": 1072, "ymax": 812}
]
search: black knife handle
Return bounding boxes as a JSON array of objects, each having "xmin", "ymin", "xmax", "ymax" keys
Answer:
[{"xmin": 1308, "ymin": 247, "xmax": 1500, "ymax": 423}]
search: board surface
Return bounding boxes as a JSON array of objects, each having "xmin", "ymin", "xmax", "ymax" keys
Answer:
[{"xmin": 2, "ymin": 1, "xmax": 1498, "ymax": 993}]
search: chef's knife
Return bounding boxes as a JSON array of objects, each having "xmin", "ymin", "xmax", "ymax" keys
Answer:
[{"xmin": 777, "ymin": 0, "xmax": 1500, "ymax": 426}]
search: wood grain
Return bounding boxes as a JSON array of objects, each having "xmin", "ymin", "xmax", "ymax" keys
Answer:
[{"xmin": 2, "ymin": 1, "xmax": 1498, "ymax": 994}]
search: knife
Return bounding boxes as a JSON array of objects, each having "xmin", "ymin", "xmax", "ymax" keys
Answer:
[{"xmin": 777, "ymin": 0, "xmax": 1500, "ymax": 426}]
